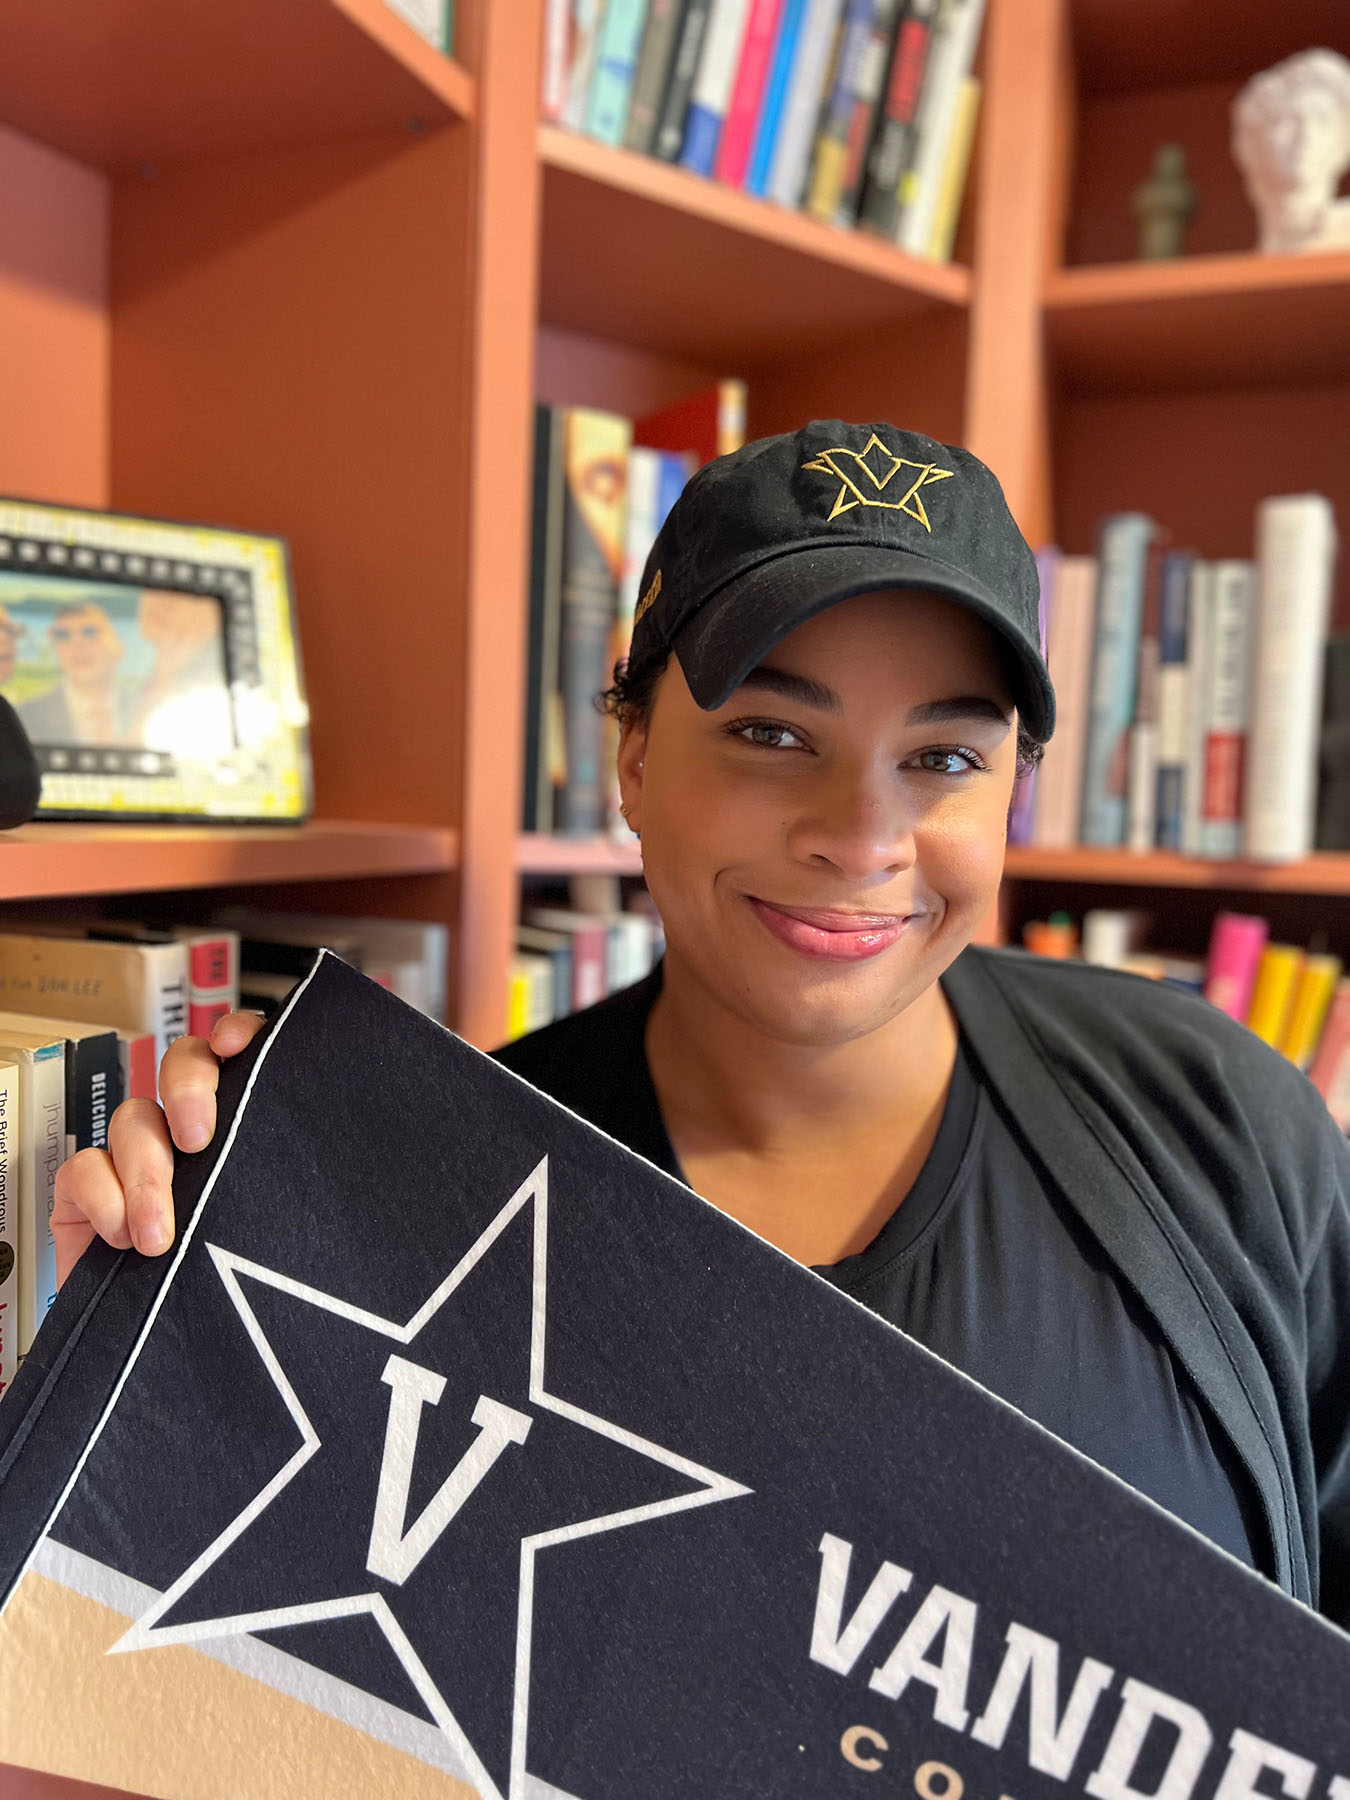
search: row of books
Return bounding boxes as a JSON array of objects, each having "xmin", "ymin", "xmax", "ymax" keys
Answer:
[
  {"xmin": 1015, "ymin": 494, "xmax": 1343, "ymax": 864},
  {"xmin": 541, "ymin": 0, "xmax": 983, "ymax": 262},
  {"xmin": 1020, "ymin": 905, "xmax": 1350, "ymax": 1129},
  {"xmin": 522, "ymin": 383, "xmax": 746, "ymax": 835},
  {"xmin": 508, "ymin": 879, "xmax": 664, "ymax": 1038},
  {"xmin": 0, "ymin": 911, "xmax": 449, "ymax": 1399}
]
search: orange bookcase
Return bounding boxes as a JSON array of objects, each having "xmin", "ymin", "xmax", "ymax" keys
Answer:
[{"xmin": 0, "ymin": 0, "xmax": 1347, "ymax": 1063}]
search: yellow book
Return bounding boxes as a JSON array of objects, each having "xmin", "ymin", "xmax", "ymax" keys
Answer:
[
  {"xmin": 1278, "ymin": 952, "xmax": 1343, "ymax": 1069},
  {"xmin": 806, "ymin": 136, "xmax": 849, "ymax": 222},
  {"xmin": 505, "ymin": 959, "xmax": 532, "ymax": 1043},
  {"xmin": 926, "ymin": 75, "xmax": 981, "ymax": 263},
  {"xmin": 1245, "ymin": 943, "xmax": 1304, "ymax": 1045}
]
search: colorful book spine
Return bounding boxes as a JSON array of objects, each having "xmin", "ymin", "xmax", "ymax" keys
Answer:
[
  {"xmin": 625, "ymin": 0, "xmax": 690, "ymax": 152},
  {"xmin": 1245, "ymin": 493, "xmax": 1338, "ymax": 863},
  {"xmin": 1200, "ymin": 559, "xmax": 1254, "ymax": 860},
  {"xmin": 523, "ymin": 404, "xmax": 567, "ymax": 833},
  {"xmin": 1180, "ymin": 561, "xmax": 1214, "ymax": 857},
  {"xmin": 523, "ymin": 909, "xmax": 610, "ymax": 1010},
  {"xmin": 1079, "ymin": 513, "xmax": 1154, "ymax": 848},
  {"xmin": 896, "ymin": 0, "xmax": 985, "ymax": 254},
  {"xmin": 634, "ymin": 377, "xmax": 747, "ymax": 466},
  {"xmin": 1279, "ymin": 952, "xmax": 1342, "ymax": 1071},
  {"xmin": 655, "ymin": 448, "xmax": 691, "ymax": 528},
  {"xmin": 745, "ymin": 0, "xmax": 808, "ymax": 194},
  {"xmin": 1126, "ymin": 542, "xmax": 1165, "ymax": 854},
  {"xmin": 0, "ymin": 932, "xmax": 188, "ymax": 1070},
  {"xmin": 679, "ymin": 0, "xmax": 755, "ymax": 174},
  {"xmin": 715, "ymin": 0, "xmax": 784, "ymax": 185},
  {"xmin": 1203, "ymin": 912, "xmax": 1269, "ymax": 1023},
  {"xmin": 923, "ymin": 69, "xmax": 979, "ymax": 259},
  {"xmin": 117, "ymin": 1029, "xmax": 157, "ymax": 1104},
  {"xmin": 654, "ymin": 1, "xmax": 714, "ymax": 158},
  {"xmin": 834, "ymin": 0, "xmax": 902, "ymax": 223},
  {"xmin": 1246, "ymin": 944, "xmax": 1304, "ymax": 1046},
  {"xmin": 585, "ymin": 0, "xmax": 652, "ymax": 144},
  {"xmin": 380, "ymin": 0, "xmax": 452, "ymax": 51},
  {"xmin": 856, "ymin": 0, "xmax": 938, "ymax": 237},
  {"xmin": 0, "ymin": 1060, "xmax": 16, "ymax": 1400},
  {"xmin": 562, "ymin": 0, "xmax": 607, "ymax": 129},
  {"xmin": 0, "ymin": 1033, "xmax": 64, "ymax": 1356},
  {"xmin": 1152, "ymin": 550, "xmax": 1193, "ymax": 852},
  {"xmin": 1030, "ymin": 552, "xmax": 1096, "ymax": 849},
  {"xmin": 1309, "ymin": 980, "xmax": 1350, "ymax": 1128},
  {"xmin": 804, "ymin": 0, "xmax": 876, "ymax": 219},
  {"xmin": 765, "ymin": 0, "xmax": 845, "ymax": 207},
  {"xmin": 557, "ymin": 407, "xmax": 632, "ymax": 833},
  {"xmin": 541, "ymin": 0, "xmax": 573, "ymax": 121}
]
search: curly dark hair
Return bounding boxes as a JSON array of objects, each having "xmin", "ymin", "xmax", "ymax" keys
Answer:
[{"xmin": 600, "ymin": 651, "xmax": 1047, "ymax": 776}]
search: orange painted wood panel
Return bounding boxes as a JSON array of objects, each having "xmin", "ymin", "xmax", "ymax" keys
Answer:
[
  {"xmin": 0, "ymin": 820, "xmax": 456, "ymax": 903},
  {"xmin": 516, "ymin": 833, "xmax": 643, "ymax": 875},
  {"xmin": 1048, "ymin": 252, "xmax": 1350, "ymax": 391},
  {"xmin": 0, "ymin": 0, "xmax": 472, "ymax": 172},
  {"xmin": 539, "ymin": 123, "xmax": 969, "ymax": 370},
  {"xmin": 106, "ymin": 130, "xmax": 474, "ymax": 833},
  {"xmin": 1004, "ymin": 846, "xmax": 1350, "ymax": 895},
  {"xmin": 0, "ymin": 128, "xmax": 109, "ymax": 510}
]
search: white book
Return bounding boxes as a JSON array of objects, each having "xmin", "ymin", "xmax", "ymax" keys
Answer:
[
  {"xmin": 1126, "ymin": 718, "xmax": 1157, "ymax": 852},
  {"xmin": 562, "ymin": 0, "xmax": 607, "ymax": 129},
  {"xmin": 618, "ymin": 446, "xmax": 661, "ymax": 632},
  {"xmin": 0, "ymin": 1059, "xmax": 18, "ymax": 1399},
  {"xmin": 541, "ymin": 0, "xmax": 574, "ymax": 118},
  {"xmin": 380, "ymin": 0, "xmax": 451, "ymax": 50},
  {"xmin": 0, "ymin": 931, "xmax": 188, "ymax": 1071},
  {"xmin": 688, "ymin": 0, "xmax": 755, "ymax": 128},
  {"xmin": 897, "ymin": 0, "xmax": 986, "ymax": 254},
  {"xmin": 767, "ymin": 0, "xmax": 844, "ymax": 207},
  {"xmin": 1245, "ymin": 494, "xmax": 1339, "ymax": 862},
  {"xmin": 1200, "ymin": 559, "xmax": 1255, "ymax": 860},
  {"xmin": 1180, "ymin": 561, "xmax": 1213, "ymax": 857},
  {"xmin": 0, "ymin": 1030, "xmax": 65, "ymax": 1357},
  {"xmin": 1030, "ymin": 554, "xmax": 1097, "ymax": 848}
]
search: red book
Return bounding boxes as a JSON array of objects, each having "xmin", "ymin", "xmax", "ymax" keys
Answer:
[
  {"xmin": 714, "ymin": 0, "xmax": 784, "ymax": 187},
  {"xmin": 1308, "ymin": 980, "xmax": 1350, "ymax": 1130},
  {"xmin": 634, "ymin": 379, "xmax": 748, "ymax": 469}
]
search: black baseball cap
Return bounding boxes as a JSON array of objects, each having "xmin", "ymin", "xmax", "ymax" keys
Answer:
[{"xmin": 627, "ymin": 420, "xmax": 1055, "ymax": 742}]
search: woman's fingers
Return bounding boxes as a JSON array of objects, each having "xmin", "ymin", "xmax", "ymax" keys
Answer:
[
  {"xmin": 52, "ymin": 1147, "xmax": 126, "ymax": 1289},
  {"xmin": 159, "ymin": 1011, "xmax": 265, "ymax": 1152},
  {"xmin": 107, "ymin": 1098, "xmax": 177, "ymax": 1258}
]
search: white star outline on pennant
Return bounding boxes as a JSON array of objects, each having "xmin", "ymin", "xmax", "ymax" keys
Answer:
[{"xmin": 111, "ymin": 1156, "xmax": 752, "ymax": 1800}]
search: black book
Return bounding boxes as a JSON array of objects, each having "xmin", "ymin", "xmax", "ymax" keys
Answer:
[
  {"xmin": 1317, "ymin": 633, "xmax": 1350, "ymax": 851},
  {"xmin": 522, "ymin": 404, "xmax": 565, "ymax": 833},
  {"xmin": 625, "ymin": 0, "xmax": 691, "ymax": 155},
  {"xmin": 855, "ymin": 0, "xmax": 939, "ymax": 236},
  {"xmin": 652, "ymin": 0, "xmax": 712, "ymax": 161}
]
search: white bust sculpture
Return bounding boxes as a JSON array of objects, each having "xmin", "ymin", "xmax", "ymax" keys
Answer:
[{"xmin": 1231, "ymin": 48, "xmax": 1350, "ymax": 253}]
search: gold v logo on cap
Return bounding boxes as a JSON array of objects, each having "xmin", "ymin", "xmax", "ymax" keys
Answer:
[{"xmin": 803, "ymin": 433, "xmax": 955, "ymax": 531}]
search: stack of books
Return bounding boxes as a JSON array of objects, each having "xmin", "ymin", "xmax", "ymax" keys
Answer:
[
  {"xmin": 541, "ymin": 0, "xmax": 985, "ymax": 262},
  {"xmin": 509, "ymin": 877, "xmax": 664, "ymax": 1038},
  {"xmin": 1014, "ymin": 494, "xmax": 1343, "ymax": 865},
  {"xmin": 522, "ymin": 382, "xmax": 745, "ymax": 837},
  {"xmin": 0, "ymin": 910, "xmax": 449, "ymax": 1401}
]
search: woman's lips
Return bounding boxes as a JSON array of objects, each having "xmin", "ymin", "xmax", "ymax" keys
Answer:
[{"xmin": 747, "ymin": 897, "xmax": 913, "ymax": 960}]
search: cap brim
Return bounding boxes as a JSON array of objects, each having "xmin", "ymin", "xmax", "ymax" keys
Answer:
[{"xmin": 669, "ymin": 541, "xmax": 1055, "ymax": 740}]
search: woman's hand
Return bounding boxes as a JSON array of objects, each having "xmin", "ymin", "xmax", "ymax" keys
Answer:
[{"xmin": 51, "ymin": 1011, "xmax": 267, "ymax": 1289}]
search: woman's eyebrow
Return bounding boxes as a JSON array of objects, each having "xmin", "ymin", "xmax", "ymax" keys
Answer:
[
  {"xmin": 905, "ymin": 696, "xmax": 1013, "ymax": 729},
  {"xmin": 737, "ymin": 666, "xmax": 841, "ymax": 711},
  {"xmin": 735, "ymin": 669, "xmax": 1012, "ymax": 731}
]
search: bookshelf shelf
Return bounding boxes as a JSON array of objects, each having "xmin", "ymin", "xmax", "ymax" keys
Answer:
[
  {"xmin": 1003, "ymin": 847, "xmax": 1350, "ymax": 897},
  {"xmin": 539, "ymin": 123, "xmax": 970, "ymax": 367},
  {"xmin": 516, "ymin": 833, "xmax": 644, "ymax": 876},
  {"xmin": 0, "ymin": 0, "xmax": 474, "ymax": 172},
  {"xmin": 1046, "ymin": 252, "xmax": 1350, "ymax": 392},
  {"xmin": 0, "ymin": 820, "xmax": 458, "ymax": 904}
]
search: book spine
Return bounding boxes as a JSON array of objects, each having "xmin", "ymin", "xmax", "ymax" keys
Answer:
[
  {"xmin": 117, "ymin": 1031, "xmax": 157, "ymax": 1103},
  {"xmin": 183, "ymin": 931, "xmax": 240, "ymax": 1038},
  {"xmin": 585, "ymin": 0, "xmax": 652, "ymax": 144},
  {"xmin": 654, "ymin": 0, "xmax": 714, "ymax": 158},
  {"xmin": 1246, "ymin": 944, "xmax": 1303, "ymax": 1045},
  {"xmin": 715, "ymin": 0, "xmax": 784, "ymax": 185},
  {"xmin": 1180, "ymin": 562, "xmax": 1213, "ymax": 857},
  {"xmin": 656, "ymin": 450, "xmax": 691, "ymax": 528},
  {"xmin": 562, "ymin": 0, "xmax": 607, "ymax": 129},
  {"xmin": 765, "ymin": 0, "xmax": 844, "ymax": 207},
  {"xmin": 0, "ymin": 1063, "xmax": 16, "ymax": 1400},
  {"xmin": 1315, "ymin": 635, "xmax": 1350, "ymax": 851},
  {"xmin": 1079, "ymin": 513, "xmax": 1154, "ymax": 848},
  {"xmin": 625, "ymin": 0, "xmax": 689, "ymax": 152},
  {"xmin": 834, "ymin": 0, "xmax": 901, "ymax": 222},
  {"xmin": 1203, "ymin": 911, "xmax": 1269, "ymax": 1022},
  {"xmin": 745, "ymin": 0, "xmax": 807, "ymax": 194},
  {"xmin": 679, "ymin": 0, "xmax": 755, "ymax": 174},
  {"xmin": 1126, "ymin": 542, "xmax": 1164, "ymax": 853},
  {"xmin": 1245, "ymin": 494, "xmax": 1338, "ymax": 863},
  {"xmin": 804, "ymin": 0, "xmax": 876, "ymax": 219},
  {"xmin": 13, "ymin": 1046, "xmax": 63, "ymax": 1356},
  {"xmin": 1006, "ymin": 546, "xmax": 1054, "ymax": 845},
  {"xmin": 1152, "ymin": 550, "xmax": 1193, "ymax": 852},
  {"xmin": 1279, "ymin": 953, "xmax": 1342, "ymax": 1070},
  {"xmin": 856, "ymin": 0, "xmax": 937, "ymax": 237},
  {"xmin": 1308, "ymin": 981, "xmax": 1350, "ymax": 1124},
  {"xmin": 558, "ymin": 409, "xmax": 632, "ymax": 833},
  {"xmin": 570, "ymin": 928, "xmax": 609, "ymax": 1010},
  {"xmin": 1030, "ymin": 553, "xmax": 1096, "ymax": 849},
  {"xmin": 1200, "ymin": 560, "xmax": 1254, "ymax": 860},
  {"xmin": 65, "ymin": 1032, "xmax": 120, "ymax": 1156},
  {"xmin": 897, "ymin": 0, "xmax": 984, "ymax": 253},
  {"xmin": 923, "ymin": 69, "xmax": 979, "ymax": 259},
  {"xmin": 541, "ymin": 0, "xmax": 573, "ymax": 120},
  {"xmin": 523, "ymin": 404, "xmax": 552, "ymax": 830}
]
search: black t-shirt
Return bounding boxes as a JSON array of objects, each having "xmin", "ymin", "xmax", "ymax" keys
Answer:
[{"xmin": 493, "ymin": 965, "xmax": 1266, "ymax": 1573}]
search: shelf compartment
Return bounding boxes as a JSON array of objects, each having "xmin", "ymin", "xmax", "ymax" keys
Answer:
[
  {"xmin": 517, "ymin": 833, "xmax": 644, "ymax": 876},
  {"xmin": 1004, "ymin": 847, "xmax": 1350, "ymax": 895},
  {"xmin": 0, "ymin": 819, "xmax": 458, "ymax": 903},
  {"xmin": 0, "ymin": 0, "xmax": 474, "ymax": 172},
  {"xmin": 1046, "ymin": 252, "xmax": 1350, "ymax": 392},
  {"xmin": 539, "ymin": 123, "xmax": 970, "ymax": 369}
]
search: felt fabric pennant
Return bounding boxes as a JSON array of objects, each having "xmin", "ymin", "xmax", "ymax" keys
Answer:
[{"xmin": 0, "ymin": 951, "xmax": 1348, "ymax": 1800}]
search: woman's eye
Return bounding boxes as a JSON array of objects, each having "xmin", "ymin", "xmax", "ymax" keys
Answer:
[
  {"xmin": 730, "ymin": 720, "xmax": 807, "ymax": 751},
  {"xmin": 913, "ymin": 747, "xmax": 984, "ymax": 775}
]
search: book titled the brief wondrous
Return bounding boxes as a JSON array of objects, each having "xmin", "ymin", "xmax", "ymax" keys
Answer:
[{"xmin": 0, "ymin": 953, "xmax": 1348, "ymax": 1799}]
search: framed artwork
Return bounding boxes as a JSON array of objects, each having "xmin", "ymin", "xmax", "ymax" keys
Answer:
[{"xmin": 0, "ymin": 498, "xmax": 311, "ymax": 824}]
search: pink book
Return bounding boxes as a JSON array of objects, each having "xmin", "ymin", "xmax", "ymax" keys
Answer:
[
  {"xmin": 714, "ymin": 0, "xmax": 784, "ymax": 187},
  {"xmin": 1202, "ymin": 912, "xmax": 1270, "ymax": 1021},
  {"xmin": 1309, "ymin": 981, "xmax": 1350, "ymax": 1130}
]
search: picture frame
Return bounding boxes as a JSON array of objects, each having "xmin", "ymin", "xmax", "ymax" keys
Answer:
[{"xmin": 0, "ymin": 497, "xmax": 311, "ymax": 825}]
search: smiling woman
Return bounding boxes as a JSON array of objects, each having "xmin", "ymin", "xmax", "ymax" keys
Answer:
[{"xmin": 54, "ymin": 421, "xmax": 1350, "ymax": 1631}]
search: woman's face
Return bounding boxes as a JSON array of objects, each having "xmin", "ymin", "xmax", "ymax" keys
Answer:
[{"xmin": 618, "ymin": 589, "xmax": 1019, "ymax": 1048}]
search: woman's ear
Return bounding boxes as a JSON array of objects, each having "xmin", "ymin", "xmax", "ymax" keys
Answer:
[{"xmin": 616, "ymin": 715, "xmax": 647, "ymax": 837}]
